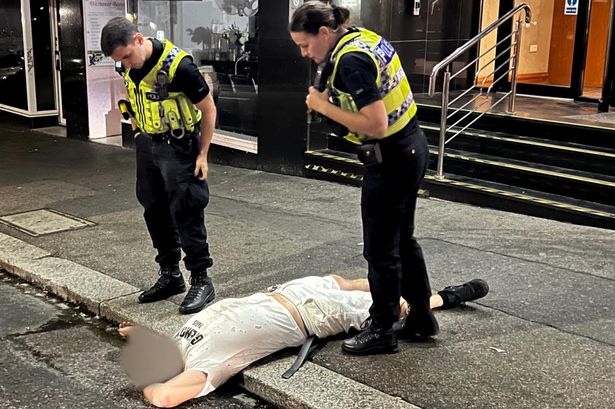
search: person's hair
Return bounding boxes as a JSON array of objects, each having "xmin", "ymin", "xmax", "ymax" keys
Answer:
[
  {"xmin": 101, "ymin": 17, "xmax": 138, "ymax": 56},
  {"xmin": 289, "ymin": 1, "xmax": 350, "ymax": 35}
]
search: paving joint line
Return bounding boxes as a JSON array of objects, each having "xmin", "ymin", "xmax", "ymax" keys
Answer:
[{"xmin": 421, "ymin": 236, "xmax": 615, "ymax": 282}]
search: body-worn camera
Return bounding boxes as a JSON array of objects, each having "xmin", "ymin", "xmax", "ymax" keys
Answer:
[
  {"xmin": 307, "ymin": 57, "xmax": 332, "ymax": 124},
  {"xmin": 307, "ymin": 54, "xmax": 349, "ymax": 139}
]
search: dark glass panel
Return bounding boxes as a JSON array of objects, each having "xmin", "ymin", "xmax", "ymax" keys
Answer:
[
  {"xmin": 31, "ymin": 0, "xmax": 55, "ymax": 111},
  {"xmin": 0, "ymin": 0, "xmax": 27, "ymax": 110}
]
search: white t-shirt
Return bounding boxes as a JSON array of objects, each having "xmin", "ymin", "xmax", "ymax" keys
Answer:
[
  {"xmin": 273, "ymin": 275, "xmax": 372, "ymax": 338},
  {"xmin": 173, "ymin": 276, "xmax": 372, "ymax": 398},
  {"xmin": 174, "ymin": 293, "xmax": 305, "ymax": 398}
]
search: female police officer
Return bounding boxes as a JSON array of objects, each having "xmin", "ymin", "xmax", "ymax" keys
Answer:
[{"xmin": 290, "ymin": 1, "xmax": 438, "ymax": 355}]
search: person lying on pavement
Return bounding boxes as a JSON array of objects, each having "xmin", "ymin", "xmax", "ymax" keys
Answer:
[{"xmin": 118, "ymin": 274, "xmax": 489, "ymax": 408}]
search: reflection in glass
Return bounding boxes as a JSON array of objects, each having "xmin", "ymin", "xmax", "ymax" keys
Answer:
[
  {"xmin": 31, "ymin": 0, "xmax": 55, "ymax": 111},
  {"xmin": 0, "ymin": 0, "xmax": 27, "ymax": 110}
]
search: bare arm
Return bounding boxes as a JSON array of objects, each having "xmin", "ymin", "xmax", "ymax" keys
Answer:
[
  {"xmin": 306, "ymin": 87, "xmax": 389, "ymax": 138},
  {"xmin": 193, "ymin": 93, "xmax": 217, "ymax": 181},
  {"xmin": 328, "ymin": 277, "xmax": 444, "ymax": 317},
  {"xmin": 330, "ymin": 275, "xmax": 370, "ymax": 292},
  {"xmin": 143, "ymin": 370, "xmax": 207, "ymax": 408}
]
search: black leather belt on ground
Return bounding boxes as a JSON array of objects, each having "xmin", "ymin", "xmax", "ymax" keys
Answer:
[{"xmin": 282, "ymin": 335, "xmax": 318, "ymax": 379}]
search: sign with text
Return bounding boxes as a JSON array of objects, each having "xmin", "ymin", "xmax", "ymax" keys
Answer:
[
  {"xmin": 85, "ymin": 0, "xmax": 126, "ymax": 66},
  {"xmin": 564, "ymin": 0, "xmax": 578, "ymax": 15}
]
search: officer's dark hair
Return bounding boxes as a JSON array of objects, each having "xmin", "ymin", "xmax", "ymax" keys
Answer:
[
  {"xmin": 289, "ymin": 1, "xmax": 350, "ymax": 35},
  {"xmin": 101, "ymin": 17, "xmax": 138, "ymax": 57}
]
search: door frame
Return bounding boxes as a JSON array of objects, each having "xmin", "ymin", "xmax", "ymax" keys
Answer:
[
  {"xmin": 49, "ymin": 0, "xmax": 65, "ymax": 125},
  {"xmin": 495, "ymin": 0, "xmax": 593, "ymax": 99}
]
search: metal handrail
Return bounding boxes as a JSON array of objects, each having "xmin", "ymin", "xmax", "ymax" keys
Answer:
[
  {"xmin": 428, "ymin": 3, "xmax": 531, "ymax": 179},
  {"xmin": 428, "ymin": 3, "xmax": 531, "ymax": 96}
]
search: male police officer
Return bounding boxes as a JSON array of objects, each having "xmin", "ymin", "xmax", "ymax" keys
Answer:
[{"xmin": 101, "ymin": 17, "xmax": 216, "ymax": 314}]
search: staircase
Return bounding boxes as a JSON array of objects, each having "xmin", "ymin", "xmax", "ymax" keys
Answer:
[
  {"xmin": 304, "ymin": 3, "xmax": 615, "ymax": 230},
  {"xmin": 304, "ymin": 104, "xmax": 615, "ymax": 230}
]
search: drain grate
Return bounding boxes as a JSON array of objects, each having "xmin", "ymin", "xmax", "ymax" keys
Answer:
[{"xmin": 0, "ymin": 208, "xmax": 96, "ymax": 237}]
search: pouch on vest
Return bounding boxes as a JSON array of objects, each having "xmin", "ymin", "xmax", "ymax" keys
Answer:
[
  {"xmin": 161, "ymin": 99, "xmax": 185, "ymax": 139},
  {"xmin": 177, "ymin": 97, "xmax": 197, "ymax": 131}
]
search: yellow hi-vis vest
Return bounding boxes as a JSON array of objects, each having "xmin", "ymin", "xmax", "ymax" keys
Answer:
[
  {"xmin": 328, "ymin": 27, "xmax": 417, "ymax": 144},
  {"xmin": 123, "ymin": 40, "xmax": 201, "ymax": 135}
]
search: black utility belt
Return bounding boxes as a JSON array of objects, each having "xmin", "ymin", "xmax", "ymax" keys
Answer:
[
  {"xmin": 149, "ymin": 132, "xmax": 195, "ymax": 144},
  {"xmin": 357, "ymin": 141, "xmax": 417, "ymax": 166}
]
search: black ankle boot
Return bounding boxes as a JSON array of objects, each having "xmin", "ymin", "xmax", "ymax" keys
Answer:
[
  {"xmin": 179, "ymin": 273, "xmax": 215, "ymax": 314},
  {"xmin": 438, "ymin": 279, "xmax": 489, "ymax": 309},
  {"xmin": 393, "ymin": 309, "xmax": 439, "ymax": 340},
  {"xmin": 341, "ymin": 319, "xmax": 398, "ymax": 355},
  {"xmin": 138, "ymin": 265, "xmax": 186, "ymax": 303}
]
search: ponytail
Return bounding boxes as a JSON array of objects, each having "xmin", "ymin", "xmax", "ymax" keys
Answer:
[{"xmin": 289, "ymin": 1, "xmax": 350, "ymax": 35}]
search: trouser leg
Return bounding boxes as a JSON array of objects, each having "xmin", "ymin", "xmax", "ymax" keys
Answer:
[
  {"xmin": 152, "ymin": 136, "xmax": 213, "ymax": 275},
  {"xmin": 135, "ymin": 133, "xmax": 181, "ymax": 268},
  {"xmin": 362, "ymin": 168, "xmax": 405, "ymax": 329},
  {"xmin": 153, "ymin": 135, "xmax": 215, "ymax": 314},
  {"xmin": 399, "ymin": 130, "xmax": 431, "ymax": 313},
  {"xmin": 399, "ymin": 192, "xmax": 431, "ymax": 313}
]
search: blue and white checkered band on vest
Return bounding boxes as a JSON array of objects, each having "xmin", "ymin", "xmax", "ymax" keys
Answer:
[{"xmin": 162, "ymin": 46, "xmax": 181, "ymax": 73}]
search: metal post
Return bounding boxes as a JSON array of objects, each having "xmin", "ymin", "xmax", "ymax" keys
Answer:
[
  {"xmin": 599, "ymin": 0, "xmax": 615, "ymax": 112},
  {"xmin": 508, "ymin": 16, "xmax": 523, "ymax": 113},
  {"xmin": 436, "ymin": 68, "xmax": 451, "ymax": 179}
]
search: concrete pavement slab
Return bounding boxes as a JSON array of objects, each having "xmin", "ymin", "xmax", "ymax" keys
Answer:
[
  {"xmin": 100, "ymin": 293, "xmax": 186, "ymax": 336},
  {"xmin": 0, "ymin": 232, "xmax": 51, "ymax": 263},
  {"xmin": 421, "ymin": 238, "xmax": 615, "ymax": 344},
  {"xmin": 419, "ymin": 199, "xmax": 615, "ymax": 280},
  {"xmin": 244, "ymin": 356, "xmax": 421, "ymax": 409},
  {"xmin": 2, "ymin": 251, "xmax": 139, "ymax": 314},
  {"xmin": 0, "ymin": 180, "xmax": 98, "ymax": 215},
  {"xmin": 210, "ymin": 169, "xmax": 361, "ymax": 225},
  {"xmin": 313, "ymin": 310, "xmax": 614, "ymax": 409},
  {"xmin": 0, "ymin": 208, "xmax": 95, "ymax": 236}
]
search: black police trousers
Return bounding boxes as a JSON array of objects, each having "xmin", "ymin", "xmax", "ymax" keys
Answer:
[
  {"xmin": 135, "ymin": 132, "xmax": 213, "ymax": 274},
  {"xmin": 361, "ymin": 124, "xmax": 432, "ymax": 328}
]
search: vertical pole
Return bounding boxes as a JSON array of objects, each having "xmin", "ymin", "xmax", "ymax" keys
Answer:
[
  {"xmin": 436, "ymin": 67, "xmax": 450, "ymax": 179},
  {"xmin": 508, "ymin": 16, "xmax": 523, "ymax": 113},
  {"xmin": 599, "ymin": 0, "xmax": 615, "ymax": 112}
]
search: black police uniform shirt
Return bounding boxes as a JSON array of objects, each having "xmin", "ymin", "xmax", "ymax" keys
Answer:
[
  {"xmin": 332, "ymin": 28, "xmax": 416, "ymax": 141},
  {"xmin": 128, "ymin": 38, "xmax": 210, "ymax": 105}
]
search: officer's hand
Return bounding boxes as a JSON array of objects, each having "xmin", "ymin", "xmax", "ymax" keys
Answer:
[
  {"xmin": 306, "ymin": 86, "xmax": 330, "ymax": 114},
  {"xmin": 194, "ymin": 154, "xmax": 208, "ymax": 181}
]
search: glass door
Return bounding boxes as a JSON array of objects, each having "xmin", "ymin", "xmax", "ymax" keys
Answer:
[
  {"xmin": 0, "ymin": 0, "xmax": 28, "ymax": 111},
  {"xmin": 511, "ymin": 0, "xmax": 580, "ymax": 97},
  {"xmin": 581, "ymin": 0, "xmax": 612, "ymax": 99},
  {"xmin": 482, "ymin": 0, "xmax": 607, "ymax": 99},
  {"xmin": 50, "ymin": 0, "xmax": 65, "ymax": 125}
]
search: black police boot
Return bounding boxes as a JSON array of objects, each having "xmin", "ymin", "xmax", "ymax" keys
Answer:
[
  {"xmin": 179, "ymin": 272, "xmax": 215, "ymax": 314},
  {"xmin": 393, "ymin": 308, "xmax": 439, "ymax": 340},
  {"xmin": 138, "ymin": 265, "xmax": 186, "ymax": 303},
  {"xmin": 341, "ymin": 319, "xmax": 398, "ymax": 355}
]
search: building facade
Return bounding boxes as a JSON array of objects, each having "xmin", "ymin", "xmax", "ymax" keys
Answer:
[{"xmin": 1, "ymin": 0, "xmax": 614, "ymax": 178}]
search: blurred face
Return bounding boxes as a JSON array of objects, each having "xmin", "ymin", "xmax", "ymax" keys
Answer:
[
  {"xmin": 110, "ymin": 32, "xmax": 148, "ymax": 70},
  {"xmin": 290, "ymin": 27, "xmax": 334, "ymax": 63}
]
